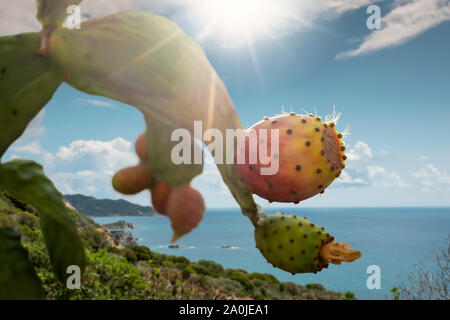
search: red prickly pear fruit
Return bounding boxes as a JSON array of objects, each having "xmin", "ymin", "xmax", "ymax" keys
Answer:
[
  {"xmin": 235, "ymin": 113, "xmax": 347, "ymax": 203},
  {"xmin": 112, "ymin": 164, "xmax": 152, "ymax": 195},
  {"xmin": 167, "ymin": 185, "xmax": 205, "ymax": 242},
  {"xmin": 135, "ymin": 133, "xmax": 149, "ymax": 162},
  {"xmin": 150, "ymin": 181, "xmax": 173, "ymax": 215}
]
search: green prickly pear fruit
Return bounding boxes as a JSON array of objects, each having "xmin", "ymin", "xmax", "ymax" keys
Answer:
[
  {"xmin": 0, "ymin": 32, "xmax": 63, "ymax": 158},
  {"xmin": 167, "ymin": 185, "xmax": 205, "ymax": 242},
  {"xmin": 254, "ymin": 213, "xmax": 360, "ymax": 274},
  {"xmin": 235, "ymin": 113, "xmax": 347, "ymax": 203}
]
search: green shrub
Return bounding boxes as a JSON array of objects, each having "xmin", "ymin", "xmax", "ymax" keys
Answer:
[
  {"xmin": 227, "ymin": 270, "xmax": 254, "ymax": 291},
  {"xmin": 165, "ymin": 255, "xmax": 191, "ymax": 269},
  {"xmin": 344, "ymin": 291, "xmax": 355, "ymax": 300},
  {"xmin": 161, "ymin": 260, "xmax": 175, "ymax": 268},
  {"xmin": 79, "ymin": 229, "xmax": 110, "ymax": 251},
  {"xmin": 305, "ymin": 283, "xmax": 325, "ymax": 291},
  {"xmin": 182, "ymin": 266, "xmax": 194, "ymax": 279},
  {"xmin": 283, "ymin": 282, "xmax": 300, "ymax": 295},
  {"xmin": 390, "ymin": 287, "xmax": 400, "ymax": 300},
  {"xmin": 106, "ymin": 246, "xmax": 123, "ymax": 255},
  {"xmin": 124, "ymin": 248, "xmax": 138, "ymax": 264},
  {"xmin": 129, "ymin": 245, "xmax": 152, "ymax": 261},
  {"xmin": 189, "ymin": 263, "xmax": 212, "ymax": 276},
  {"xmin": 198, "ymin": 259, "xmax": 224, "ymax": 277},
  {"xmin": 249, "ymin": 272, "xmax": 279, "ymax": 285}
]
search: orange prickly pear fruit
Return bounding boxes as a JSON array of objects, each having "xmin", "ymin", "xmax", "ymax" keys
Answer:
[
  {"xmin": 235, "ymin": 113, "xmax": 347, "ymax": 203},
  {"xmin": 134, "ymin": 133, "xmax": 149, "ymax": 162},
  {"xmin": 112, "ymin": 164, "xmax": 152, "ymax": 195},
  {"xmin": 167, "ymin": 185, "xmax": 205, "ymax": 242},
  {"xmin": 150, "ymin": 181, "xmax": 173, "ymax": 215}
]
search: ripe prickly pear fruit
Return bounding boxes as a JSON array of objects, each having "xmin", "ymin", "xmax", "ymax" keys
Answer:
[
  {"xmin": 135, "ymin": 133, "xmax": 149, "ymax": 162},
  {"xmin": 235, "ymin": 113, "xmax": 347, "ymax": 203},
  {"xmin": 151, "ymin": 181, "xmax": 173, "ymax": 215},
  {"xmin": 112, "ymin": 164, "xmax": 151, "ymax": 195},
  {"xmin": 167, "ymin": 185, "xmax": 205, "ymax": 242},
  {"xmin": 254, "ymin": 213, "xmax": 360, "ymax": 274}
]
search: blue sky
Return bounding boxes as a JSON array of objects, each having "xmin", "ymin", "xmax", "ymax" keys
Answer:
[{"xmin": 2, "ymin": 0, "xmax": 450, "ymax": 208}]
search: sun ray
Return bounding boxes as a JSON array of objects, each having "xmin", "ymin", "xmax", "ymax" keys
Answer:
[{"xmin": 109, "ymin": 29, "xmax": 183, "ymax": 80}]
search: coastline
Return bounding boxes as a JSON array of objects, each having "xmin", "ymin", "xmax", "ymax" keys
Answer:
[{"xmin": 92, "ymin": 207, "xmax": 450, "ymax": 300}]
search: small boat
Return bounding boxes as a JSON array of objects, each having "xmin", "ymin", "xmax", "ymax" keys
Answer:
[
  {"xmin": 168, "ymin": 244, "xmax": 180, "ymax": 249},
  {"xmin": 221, "ymin": 245, "xmax": 232, "ymax": 248}
]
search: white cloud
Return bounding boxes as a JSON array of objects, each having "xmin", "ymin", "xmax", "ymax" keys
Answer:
[
  {"xmin": 79, "ymin": 99, "xmax": 118, "ymax": 109},
  {"xmin": 48, "ymin": 138, "xmax": 138, "ymax": 200},
  {"xmin": 8, "ymin": 110, "xmax": 54, "ymax": 165},
  {"xmin": 11, "ymin": 139, "xmax": 45, "ymax": 155},
  {"xmin": 412, "ymin": 164, "xmax": 450, "ymax": 188},
  {"xmin": 367, "ymin": 165, "xmax": 408, "ymax": 187},
  {"xmin": 338, "ymin": 170, "xmax": 369, "ymax": 186},
  {"xmin": 346, "ymin": 141, "xmax": 373, "ymax": 161},
  {"xmin": 325, "ymin": 0, "xmax": 380, "ymax": 16},
  {"xmin": 0, "ymin": 0, "xmax": 41, "ymax": 36},
  {"xmin": 54, "ymin": 137, "xmax": 136, "ymax": 171},
  {"xmin": 16, "ymin": 109, "xmax": 46, "ymax": 140},
  {"xmin": 334, "ymin": 141, "xmax": 408, "ymax": 187},
  {"xmin": 9, "ymin": 114, "xmax": 139, "ymax": 201},
  {"xmin": 337, "ymin": 0, "xmax": 450, "ymax": 59}
]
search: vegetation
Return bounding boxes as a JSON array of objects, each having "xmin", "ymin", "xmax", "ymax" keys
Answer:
[
  {"xmin": 394, "ymin": 241, "xmax": 449, "ymax": 300},
  {"xmin": 0, "ymin": 191, "xmax": 350, "ymax": 300}
]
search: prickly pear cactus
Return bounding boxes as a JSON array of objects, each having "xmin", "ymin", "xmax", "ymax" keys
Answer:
[
  {"xmin": 255, "ymin": 213, "xmax": 361, "ymax": 274},
  {"xmin": 0, "ymin": 1, "xmax": 362, "ymax": 279},
  {"xmin": 236, "ymin": 113, "xmax": 347, "ymax": 203},
  {"xmin": 43, "ymin": 9, "xmax": 260, "ymax": 236},
  {"xmin": 45, "ymin": 9, "xmax": 256, "ymax": 211}
]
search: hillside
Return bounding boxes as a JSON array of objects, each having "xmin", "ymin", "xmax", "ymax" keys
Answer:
[
  {"xmin": 64, "ymin": 194, "xmax": 155, "ymax": 217},
  {"xmin": 0, "ymin": 191, "xmax": 352, "ymax": 300}
]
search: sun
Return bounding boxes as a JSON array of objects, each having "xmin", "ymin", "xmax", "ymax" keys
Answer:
[{"xmin": 189, "ymin": 0, "xmax": 297, "ymax": 46}]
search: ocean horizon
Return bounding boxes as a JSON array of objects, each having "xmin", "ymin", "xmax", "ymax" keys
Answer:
[{"xmin": 93, "ymin": 207, "xmax": 450, "ymax": 300}]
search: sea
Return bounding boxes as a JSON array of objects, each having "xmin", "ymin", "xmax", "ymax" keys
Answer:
[{"xmin": 93, "ymin": 207, "xmax": 450, "ymax": 300}]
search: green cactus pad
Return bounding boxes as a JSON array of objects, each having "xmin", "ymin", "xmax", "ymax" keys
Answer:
[
  {"xmin": 0, "ymin": 32, "xmax": 63, "ymax": 159},
  {"xmin": 255, "ymin": 212, "xmax": 333, "ymax": 274}
]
